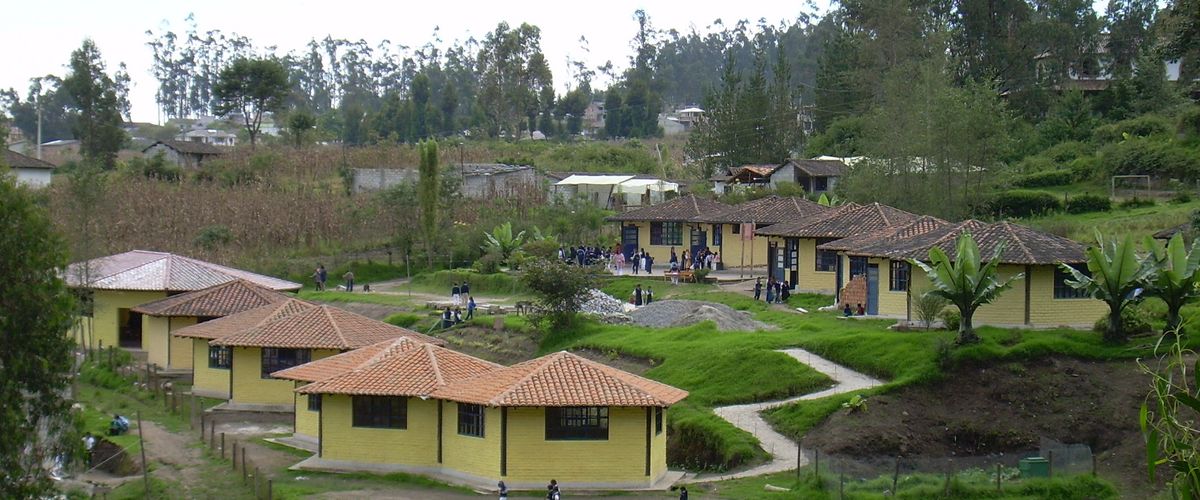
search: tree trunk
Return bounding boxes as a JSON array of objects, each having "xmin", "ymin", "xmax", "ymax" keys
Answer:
[
  {"xmin": 957, "ymin": 309, "xmax": 979, "ymax": 344},
  {"xmin": 1105, "ymin": 306, "xmax": 1125, "ymax": 344},
  {"xmin": 1165, "ymin": 305, "xmax": 1183, "ymax": 337}
]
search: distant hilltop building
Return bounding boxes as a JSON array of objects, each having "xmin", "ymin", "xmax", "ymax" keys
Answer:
[
  {"xmin": 176, "ymin": 129, "xmax": 237, "ymax": 147},
  {"xmin": 352, "ymin": 163, "xmax": 540, "ymax": 198}
]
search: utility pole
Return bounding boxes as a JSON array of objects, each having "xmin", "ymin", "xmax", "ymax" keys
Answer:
[{"xmin": 35, "ymin": 85, "xmax": 43, "ymax": 160}]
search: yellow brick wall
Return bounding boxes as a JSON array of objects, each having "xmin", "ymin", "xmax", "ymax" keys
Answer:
[
  {"xmin": 319, "ymin": 394, "xmax": 438, "ymax": 466},
  {"xmin": 143, "ymin": 316, "xmax": 170, "ymax": 368},
  {"xmin": 294, "ymin": 384, "xmax": 320, "ymax": 439},
  {"xmin": 168, "ymin": 317, "xmax": 198, "ymax": 369},
  {"xmin": 628, "ymin": 222, "xmax": 694, "ymax": 267},
  {"xmin": 973, "ymin": 265, "xmax": 1032, "ymax": 326},
  {"xmin": 870, "ymin": 258, "xmax": 909, "ymax": 319},
  {"xmin": 715, "ymin": 225, "xmax": 768, "ymax": 269},
  {"xmin": 503, "ymin": 406, "xmax": 657, "ymax": 484},
  {"xmin": 191, "ymin": 339, "xmax": 229, "ymax": 399},
  {"xmin": 91, "ymin": 290, "xmax": 167, "ymax": 349},
  {"xmin": 441, "ymin": 403, "xmax": 501, "ymax": 479},
  {"xmin": 651, "ymin": 407, "xmax": 667, "ymax": 480},
  {"xmin": 1028, "ymin": 265, "xmax": 1108, "ymax": 328},
  {"xmin": 231, "ymin": 347, "xmax": 337, "ymax": 406},
  {"xmin": 795, "ymin": 238, "xmax": 837, "ymax": 293}
]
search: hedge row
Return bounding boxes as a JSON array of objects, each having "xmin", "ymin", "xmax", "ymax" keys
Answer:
[
  {"xmin": 1012, "ymin": 169, "xmax": 1075, "ymax": 188},
  {"xmin": 984, "ymin": 190, "xmax": 1112, "ymax": 217}
]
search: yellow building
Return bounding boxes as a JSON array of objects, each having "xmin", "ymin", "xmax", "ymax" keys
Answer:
[
  {"xmin": 293, "ymin": 350, "xmax": 689, "ymax": 491},
  {"xmin": 209, "ymin": 304, "xmax": 444, "ymax": 411},
  {"xmin": 607, "ymin": 194, "xmax": 728, "ymax": 268},
  {"xmin": 690, "ymin": 195, "xmax": 830, "ymax": 270},
  {"xmin": 64, "ymin": 250, "xmax": 300, "ymax": 352},
  {"xmin": 757, "ymin": 203, "xmax": 917, "ymax": 293},
  {"xmin": 131, "ymin": 280, "xmax": 292, "ymax": 371},
  {"xmin": 829, "ymin": 219, "xmax": 1107, "ymax": 328},
  {"xmin": 172, "ymin": 299, "xmax": 317, "ymax": 399}
]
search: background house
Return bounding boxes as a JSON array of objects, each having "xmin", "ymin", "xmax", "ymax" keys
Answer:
[
  {"xmin": 5, "ymin": 149, "xmax": 55, "ymax": 188},
  {"xmin": 548, "ymin": 172, "xmax": 681, "ymax": 210},
  {"xmin": 177, "ymin": 128, "xmax": 238, "ymax": 147},
  {"xmin": 351, "ymin": 163, "xmax": 539, "ymax": 198},
  {"xmin": 143, "ymin": 140, "xmax": 226, "ymax": 168},
  {"xmin": 607, "ymin": 194, "xmax": 728, "ymax": 263}
]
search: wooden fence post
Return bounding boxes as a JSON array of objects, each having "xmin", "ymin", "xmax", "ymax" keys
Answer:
[
  {"xmin": 996, "ymin": 463, "xmax": 1002, "ymax": 492},
  {"xmin": 136, "ymin": 412, "xmax": 149, "ymax": 499},
  {"xmin": 232, "ymin": 441, "xmax": 238, "ymax": 470},
  {"xmin": 839, "ymin": 473, "xmax": 845, "ymax": 500},
  {"xmin": 1048, "ymin": 450, "xmax": 1054, "ymax": 478},
  {"xmin": 220, "ymin": 432, "xmax": 225, "ymax": 460},
  {"xmin": 814, "ymin": 449, "xmax": 820, "ymax": 479},
  {"xmin": 892, "ymin": 456, "xmax": 900, "ymax": 494},
  {"xmin": 267, "ymin": 479, "xmax": 273, "ymax": 500},
  {"xmin": 242, "ymin": 449, "xmax": 248, "ymax": 484}
]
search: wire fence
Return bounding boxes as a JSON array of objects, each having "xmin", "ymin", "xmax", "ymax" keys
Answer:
[
  {"xmin": 198, "ymin": 419, "xmax": 277, "ymax": 500},
  {"xmin": 804, "ymin": 441, "xmax": 1096, "ymax": 498}
]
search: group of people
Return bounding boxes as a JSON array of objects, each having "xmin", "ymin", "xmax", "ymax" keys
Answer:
[
  {"xmin": 668, "ymin": 247, "xmax": 719, "ymax": 272},
  {"xmin": 559, "ymin": 245, "xmax": 611, "ymax": 267},
  {"xmin": 310, "ymin": 264, "xmax": 359, "ymax": 292},
  {"xmin": 442, "ymin": 282, "xmax": 476, "ymax": 328},
  {"xmin": 630, "ymin": 284, "xmax": 654, "ymax": 306},
  {"xmin": 753, "ymin": 277, "xmax": 791, "ymax": 303}
]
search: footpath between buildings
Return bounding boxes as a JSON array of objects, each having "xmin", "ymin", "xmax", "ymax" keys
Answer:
[{"xmin": 689, "ymin": 348, "xmax": 885, "ymax": 483}]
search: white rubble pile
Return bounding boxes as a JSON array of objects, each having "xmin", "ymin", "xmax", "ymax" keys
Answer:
[{"xmin": 579, "ymin": 289, "xmax": 633, "ymax": 323}]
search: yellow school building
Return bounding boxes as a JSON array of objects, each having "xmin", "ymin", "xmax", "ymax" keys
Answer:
[
  {"xmin": 607, "ymin": 194, "xmax": 728, "ymax": 268},
  {"xmin": 292, "ymin": 350, "xmax": 688, "ymax": 490},
  {"xmin": 209, "ymin": 304, "xmax": 444, "ymax": 410},
  {"xmin": 690, "ymin": 195, "xmax": 830, "ymax": 270},
  {"xmin": 64, "ymin": 250, "xmax": 300, "ymax": 353},
  {"xmin": 826, "ymin": 219, "xmax": 1107, "ymax": 328}
]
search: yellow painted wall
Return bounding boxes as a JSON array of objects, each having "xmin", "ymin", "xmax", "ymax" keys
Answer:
[
  {"xmin": 441, "ymin": 403, "xmax": 501, "ymax": 479},
  {"xmin": 795, "ymin": 238, "xmax": 837, "ymax": 294},
  {"xmin": 896, "ymin": 264, "xmax": 1106, "ymax": 328},
  {"xmin": 230, "ymin": 347, "xmax": 337, "ymax": 406},
  {"xmin": 625, "ymin": 222, "xmax": 694, "ymax": 267},
  {"xmin": 90, "ymin": 290, "xmax": 166, "ymax": 349},
  {"xmin": 142, "ymin": 316, "xmax": 198, "ymax": 369},
  {"xmin": 715, "ymin": 224, "xmax": 768, "ymax": 269},
  {"xmin": 869, "ymin": 257, "xmax": 909, "ymax": 319},
  {"xmin": 319, "ymin": 394, "xmax": 438, "ymax": 466},
  {"xmin": 504, "ymin": 406, "xmax": 660, "ymax": 484},
  {"xmin": 294, "ymin": 384, "xmax": 320, "ymax": 439},
  {"xmin": 650, "ymin": 407, "xmax": 667, "ymax": 480},
  {"xmin": 191, "ymin": 339, "xmax": 229, "ymax": 399}
]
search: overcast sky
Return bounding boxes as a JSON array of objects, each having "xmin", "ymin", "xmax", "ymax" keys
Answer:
[{"xmin": 1, "ymin": 0, "xmax": 830, "ymax": 124}]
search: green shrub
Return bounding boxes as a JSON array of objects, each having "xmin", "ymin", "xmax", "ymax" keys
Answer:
[
  {"xmin": 1064, "ymin": 194, "xmax": 1112, "ymax": 213},
  {"xmin": 193, "ymin": 225, "xmax": 233, "ymax": 251},
  {"xmin": 1177, "ymin": 105, "xmax": 1200, "ymax": 137},
  {"xmin": 1119, "ymin": 196, "xmax": 1156, "ymax": 209},
  {"xmin": 1100, "ymin": 137, "xmax": 1200, "ymax": 180},
  {"xmin": 1093, "ymin": 115, "xmax": 1173, "ymax": 144},
  {"xmin": 383, "ymin": 313, "xmax": 423, "ymax": 328},
  {"xmin": 939, "ymin": 309, "xmax": 961, "ymax": 331},
  {"xmin": 521, "ymin": 239, "xmax": 560, "ymax": 260},
  {"xmin": 1067, "ymin": 155, "xmax": 1100, "ymax": 180},
  {"xmin": 1013, "ymin": 155, "xmax": 1056, "ymax": 175},
  {"xmin": 1041, "ymin": 141, "xmax": 1091, "ymax": 163},
  {"xmin": 473, "ymin": 251, "xmax": 503, "ymax": 274},
  {"xmin": 1171, "ymin": 191, "xmax": 1193, "ymax": 204},
  {"xmin": 1093, "ymin": 304, "xmax": 1153, "ymax": 336},
  {"xmin": 1012, "ymin": 169, "xmax": 1074, "ymax": 188},
  {"xmin": 411, "ymin": 269, "xmax": 525, "ymax": 295},
  {"xmin": 986, "ymin": 190, "xmax": 1062, "ymax": 217}
]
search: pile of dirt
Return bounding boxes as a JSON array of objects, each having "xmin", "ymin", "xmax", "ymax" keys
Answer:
[
  {"xmin": 630, "ymin": 300, "xmax": 772, "ymax": 331},
  {"xmin": 801, "ymin": 357, "xmax": 1157, "ymax": 493}
]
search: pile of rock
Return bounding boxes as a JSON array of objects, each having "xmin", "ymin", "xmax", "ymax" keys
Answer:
[
  {"xmin": 579, "ymin": 289, "xmax": 633, "ymax": 323},
  {"xmin": 629, "ymin": 300, "xmax": 772, "ymax": 332}
]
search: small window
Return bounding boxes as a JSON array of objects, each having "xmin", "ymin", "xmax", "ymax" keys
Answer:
[
  {"xmin": 850, "ymin": 256, "xmax": 868, "ymax": 277},
  {"xmin": 815, "ymin": 238, "xmax": 838, "ymax": 272},
  {"xmin": 352, "ymin": 396, "xmax": 407, "ymax": 429},
  {"xmin": 208, "ymin": 345, "xmax": 231, "ymax": 369},
  {"xmin": 813, "ymin": 176, "xmax": 829, "ymax": 192},
  {"xmin": 650, "ymin": 222, "xmax": 683, "ymax": 246},
  {"xmin": 457, "ymin": 403, "xmax": 485, "ymax": 437},
  {"xmin": 889, "ymin": 261, "xmax": 910, "ymax": 292},
  {"xmin": 731, "ymin": 224, "xmax": 741, "ymax": 235},
  {"xmin": 546, "ymin": 407, "xmax": 609, "ymax": 440},
  {"xmin": 261, "ymin": 348, "xmax": 311, "ymax": 378},
  {"xmin": 712, "ymin": 224, "xmax": 723, "ymax": 246},
  {"xmin": 655, "ymin": 407, "xmax": 663, "ymax": 435},
  {"xmin": 307, "ymin": 394, "xmax": 321, "ymax": 412},
  {"xmin": 1054, "ymin": 266, "xmax": 1090, "ymax": 299}
]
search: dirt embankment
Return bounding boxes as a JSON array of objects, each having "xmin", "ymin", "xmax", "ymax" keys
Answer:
[{"xmin": 802, "ymin": 358, "xmax": 1159, "ymax": 493}]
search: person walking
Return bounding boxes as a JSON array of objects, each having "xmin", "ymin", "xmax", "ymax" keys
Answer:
[
  {"xmin": 645, "ymin": 252, "xmax": 654, "ymax": 274},
  {"xmin": 461, "ymin": 280, "xmax": 470, "ymax": 300},
  {"xmin": 342, "ymin": 270, "xmax": 355, "ymax": 292},
  {"xmin": 753, "ymin": 278, "xmax": 763, "ymax": 301},
  {"xmin": 765, "ymin": 278, "xmax": 776, "ymax": 303},
  {"xmin": 615, "ymin": 251, "xmax": 625, "ymax": 275},
  {"xmin": 646, "ymin": 286, "xmax": 654, "ymax": 304},
  {"xmin": 451, "ymin": 282, "xmax": 461, "ymax": 307},
  {"xmin": 679, "ymin": 486, "xmax": 688, "ymax": 500},
  {"xmin": 466, "ymin": 296, "xmax": 476, "ymax": 320},
  {"xmin": 632, "ymin": 250, "xmax": 641, "ymax": 275}
]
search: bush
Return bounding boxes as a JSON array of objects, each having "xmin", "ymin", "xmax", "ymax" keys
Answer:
[
  {"xmin": 1012, "ymin": 169, "xmax": 1075, "ymax": 188},
  {"xmin": 473, "ymin": 251, "xmax": 502, "ymax": 274},
  {"xmin": 1171, "ymin": 191, "xmax": 1193, "ymax": 204},
  {"xmin": 1093, "ymin": 305, "xmax": 1153, "ymax": 336},
  {"xmin": 1119, "ymin": 196, "xmax": 1156, "ymax": 209},
  {"xmin": 1013, "ymin": 156, "xmax": 1056, "ymax": 175},
  {"xmin": 123, "ymin": 153, "xmax": 182, "ymax": 181},
  {"xmin": 1093, "ymin": 115, "xmax": 1173, "ymax": 144},
  {"xmin": 1067, "ymin": 155, "xmax": 1100, "ymax": 181},
  {"xmin": 193, "ymin": 225, "xmax": 233, "ymax": 251},
  {"xmin": 986, "ymin": 190, "xmax": 1062, "ymax": 217},
  {"xmin": 914, "ymin": 292, "xmax": 949, "ymax": 329},
  {"xmin": 411, "ymin": 269, "xmax": 524, "ymax": 295},
  {"xmin": 521, "ymin": 239, "xmax": 560, "ymax": 260},
  {"xmin": 1100, "ymin": 137, "xmax": 1200, "ymax": 180},
  {"xmin": 1041, "ymin": 141, "xmax": 1091, "ymax": 163},
  {"xmin": 939, "ymin": 309, "xmax": 961, "ymax": 332},
  {"xmin": 1064, "ymin": 194, "xmax": 1112, "ymax": 214},
  {"xmin": 1177, "ymin": 106, "xmax": 1200, "ymax": 138},
  {"xmin": 383, "ymin": 313, "xmax": 423, "ymax": 328}
]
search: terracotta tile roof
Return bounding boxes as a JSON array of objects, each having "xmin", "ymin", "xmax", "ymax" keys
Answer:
[
  {"xmin": 848, "ymin": 220, "xmax": 1087, "ymax": 264},
  {"xmin": 691, "ymin": 195, "xmax": 830, "ymax": 224},
  {"xmin": 294, "ymin": 341, "xmax": 501, "ymax": 396},
  {"xmin": 739, "ymin": 165, "xmax": 778, "ymax": 176},
  {"xmin": 64, "ymin": 250, "xmax": 301, "ymax": 292},
  {"xmin": 171, "ymin": 298, "xmax": 316, "ymax": 340},
  {"xmin": 143, "ymin": 140, "xmax": 226, "ymax": 156},
  {"xmin": 211, "ymin": 304, "xmax": 444, "ymax": 350},
  {"xmin": 757, "ymin": 202, "xmax": 916, "ymax": 238},
  {"xmin": 131, "ymin": 279, "xmax": 291, "ymax": 317},
  {"xmin": 789, "ymin": 159, "xmax": 847, "ymax": 177},
  {"xmin": 5, "ymin": 150, "xmax": 55, "ymax": 169},
  {"xmin": 272, "ymin": 337, "xmax": 421, "ymax": 382},
  {"xmin": 432, "ymin": 351, "xmax": 689, "ymax": 407},
  {"xmin": 607, "ymin": 194, "xmax": 728, "ymax": 222},
  {"xmin": 817, "ymin": 215, "xmax": 948, "ymax": 252}
]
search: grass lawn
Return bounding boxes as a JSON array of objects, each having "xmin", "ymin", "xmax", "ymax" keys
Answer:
[{"xmin": 1020, "ymin": 198, "xmax": 1199, "ymax": 242}]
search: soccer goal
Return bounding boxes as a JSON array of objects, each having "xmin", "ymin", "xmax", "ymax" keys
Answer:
[{"xmin": 1110, "ymin": 175, "xmax": 1152, "ymax": 198}]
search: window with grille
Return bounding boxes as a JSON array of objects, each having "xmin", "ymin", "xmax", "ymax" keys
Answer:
[
  {"xmin": 352, "ymin": 396, "xmax": 407, "ymax": 429},
  {"xmin": 650, "ymin": 222, "xmax": 682, "ymax": 246},
  {"xmin": 208, "ymin": 345, "xmax": 231, "ymax": 369},
  {"xmin": 655, "ymin": 407, "xmax": 663, "ymax": 435},
  {"xmin": 307, "ymin": 394, "xmax": 321, "ymax": 412},
  {"xmin": 261, "ymin": 348, "xmax": 311, "ymax": 378},
  {"xmin": 815, "ymin": 238, "xmax": 838, "ymax": 272},
  {"xmin": 545, "ymin": 406, "xmax": 609, "ymax": 440},
  {"xmin": 457, "ymin": 403, "xmax": 485, "ymax": 437},
  {"xmin": 1054, "ymin": 266, "xmax": 1090, "ymax": 299},
  {"xmin": 889, "ymin": 261, "xmax": 910, "ymax": 292},
  {"xmin": 850, "ymin": 256, "xmax": 868, "ymax": 277},
  {"xmin": 713, "ymin": 224, "xmax": 722, "ymax": 246}
]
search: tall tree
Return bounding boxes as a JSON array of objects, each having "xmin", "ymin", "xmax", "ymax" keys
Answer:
[
  {"xmin": 0, "ymin": 175, "xmax": 77, "ymax": 497},
  {"xmin": 1159, "ymin": 0, "xmax": 1200, "ymax": 85},
  {"xmin": 213, "ymin": 58, "xmax": 290, "ymax": 148},
  {"xmin": 911, "ymin": 232, "xmax": 1023, "ymax": 344},
  {"xmin": 286, "ymin": 109, "xmax": 317, "ymax": 146},
  {"xmin": 418, "ymin": 141, "xmax": 440, "ymax": 268},
  {"xmin": 1103, "ymin": 0, "xmax": 1158, "ymax": 79},
  {"xmin": 476, "ymin": 22, "xmax": 549, "ymax": 138},
  {"xmin": 62, "ymin": 39, "xmax": 127, "ymax": 170}
]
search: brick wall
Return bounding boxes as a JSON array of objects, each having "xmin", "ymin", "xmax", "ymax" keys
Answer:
[{"xmin": 841, "ymin": 275, "xmax": 867, "ymax": 309}]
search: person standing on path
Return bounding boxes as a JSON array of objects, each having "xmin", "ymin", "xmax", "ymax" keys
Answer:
[
  {"xmin": 311, "ymin": 266, "xmax": 323, "ymax": 291},
  {"xmin": 632, "ymin": 250, "xmax": 641, "ymax": 275},
  {"xmin": 754, "ymin": 278, "xmax": 763, "ymax": 301},
  {"xmin": 765, "ymin": 278, "xmax": 775, "ymax": 303},
  {"xmin": 343, "ymin": 270, "xmax": 355, "ymax": 292},
  {"xmin": 645, "ymin": 252, "xmax": 654, "ymax": 274},
  {"xmin": 466, "ymin": 296, "xmax": 476, "ymax": 320},
  {"xmin": 679, "ymin": 486, "xmax": 688, "ymax": 500},
  {"xmin": 498, "ymin": 481, "xmax": 508, "ymax": 500},
  {"xmin": 614, "ymin": 251, "xmax": 625, "ymax": 275},
  {"xmin": 451, "ymin": 282, "xmax": 461, "ymax": 306},
  {"xmin": 461, "ymin": 280, "xmax": 470, "ymax": 300},
  {"xmin": 633, "ymin": 284, "xmax": 644, "ymax": 306},
  {"xmin": 646, "ymin": 286, "xmax": 654, "ymax": 304}
]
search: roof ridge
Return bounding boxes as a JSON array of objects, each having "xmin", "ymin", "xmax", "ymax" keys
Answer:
[
  {"xmin": 426, "ymin": 344, "xmax": 445, "ymax": 388},
  {"xmin": 489, "ymin": 352, "xmax": 563, "ymax": 405},
  {"xmin": 323, "ymin": 306, "xmax": 347, "ymax": 348},
  {"xmin": 999, "ymin": 221, "xmax": 1035, "ymax": 263}
]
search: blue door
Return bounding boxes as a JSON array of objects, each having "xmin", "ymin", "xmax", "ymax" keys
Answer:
[
  {"xmin": 622, "ymin": 225, "xmax": 639, "ymax": 259},
  {"xmin": 867, "ymin": 264, "xmax": 880, "ymax": 315},
  {"xmin": 690, "ymin": 226, "xmax": 707, "ymax": 259}
]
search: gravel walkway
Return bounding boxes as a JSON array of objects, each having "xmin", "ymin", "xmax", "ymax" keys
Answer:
[{"xmin": 689, "ymin": 348, "xmax": 885, "ymax": 483}]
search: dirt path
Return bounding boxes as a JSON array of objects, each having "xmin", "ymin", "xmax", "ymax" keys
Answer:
[
  {"xmin": 690, "ymin": 348, "xmax": 884, "ymax": 482},
  {"xmin": 139, "ymin": 420, "xmax": 208, "ymax": 496}
]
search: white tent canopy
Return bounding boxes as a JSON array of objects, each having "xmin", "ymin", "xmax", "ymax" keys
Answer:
[
  {"xmin": 555, "ymin": 174, "xmax": 635, "ymax": 186},
  {"xmin": 613, "ymin": 178, "xmax": 679, "ymax": 193}
]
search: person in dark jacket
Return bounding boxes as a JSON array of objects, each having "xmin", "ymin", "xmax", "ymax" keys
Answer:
[
  {"xmin": 754, "ymin": 278, "xmax": 763, "ymax": 301},
  {"xmin": 678, "ymin": 486, "xmax": 688, "ymax": 500},
  {"xmin": 633, "ymin": 284, "xmax": 644, "ymax": 306}
]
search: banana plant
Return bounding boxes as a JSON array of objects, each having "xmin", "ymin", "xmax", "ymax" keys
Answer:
[
  {"xmin": 1143, "ymin": 234, "xmax": 1200, "ymax": 337},
  {"xmin": 1059, "ymin": 232, "xmax": 1154, "ymax": 344},
  {"xmin": 910, "ymin": 232, "xmax": 1022, "ymax": 344},
  {"xmin": 481, "ymin": 222, "xmax": 526, "ymax": 263}
]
